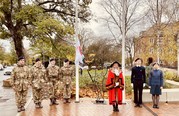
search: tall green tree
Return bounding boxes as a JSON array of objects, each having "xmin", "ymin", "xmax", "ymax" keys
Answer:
[{"xmin": 0, "ymin": 0, "xmax": 91, "ymax": 58}]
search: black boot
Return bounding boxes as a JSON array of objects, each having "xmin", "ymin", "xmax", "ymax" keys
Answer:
[
  {"xmin": 21, "ymin": 106, "xmax": 25, "ymax": 111},
  {"xmin": 35, "ymin": 103, "xmax": 39, "ymax": 108},
  {"xmin": 113, "ymin": 105, "xmax": 116, "ymax": 111},
  {"xmin": 50, "ymin": 98, "xmax": 54, "ymax": 105},
  {"xmin": 53, "ymin": 98, "xmax": 59, "ymax": 105},
  {"xmin": 38, "ymin": 102, "xmax": 43, "ymax": 108},
  {"xmin": 17, "ymin": 107, "xmax": 21, "ymax": 112},
  {"xmin": 115, "ymin": 104, "xmax": 119, "ymax": 112}
]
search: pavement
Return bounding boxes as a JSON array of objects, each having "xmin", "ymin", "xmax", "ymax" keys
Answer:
[
  {"xmin": 17, "ymin": 98, "xmax": 179, "ymax": 116},
  {"xmin": 1, "ymin": 68, "xmax": 179, "ymax": 116},
  {"xmin": 0, "ymin": 68, "xmax": 31, "ymax": 116}
]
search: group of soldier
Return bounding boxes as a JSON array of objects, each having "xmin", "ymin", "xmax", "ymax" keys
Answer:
[{"xmin": 11, "ymin": 56, "xmax": 74, "ymax": 112}]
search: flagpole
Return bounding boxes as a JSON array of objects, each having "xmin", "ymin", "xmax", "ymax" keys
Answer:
[
  {"xmin": 122, "ymin": 0, "xmax": 126, "ymax": 104},
  {"xmin": 75, "ymin": 0, "xmax": 80, "ymax": 103}
]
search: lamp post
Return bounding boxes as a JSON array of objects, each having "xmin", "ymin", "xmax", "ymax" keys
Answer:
[
  {"xmin": 177, "ymin": 31, "xmax": 179, "ymax": 76},
  {"xmin": 157, "ymin": 31, "xmax": 161, "ymax": 64}
]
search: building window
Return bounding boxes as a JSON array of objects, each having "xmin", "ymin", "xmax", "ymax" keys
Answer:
[
  {"xmin": 137, "ymin": 49, "xmax": 142, "ymax": 54},
  {"xmin": 159, "ymin": 49, "xmax": 162, "ymax": 53},
  {"xmin": 157, "ymin": 38, "xmax": 163, "ymax": 45},
  {"xmin": 150, "ymin": 38, "xmax": 155, "ymax": 44},
  {"xmin": 149, "ymin": 48, "xmax": 154, "ymax": 54},
  {"xmin": 168, "ymin": 49, "xmax": 173, "ymax": 54}
]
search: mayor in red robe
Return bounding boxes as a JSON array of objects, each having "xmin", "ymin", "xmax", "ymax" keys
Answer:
[{"xmin": 106, "ymin": 61, "xmax": 124, "ymax": 112}]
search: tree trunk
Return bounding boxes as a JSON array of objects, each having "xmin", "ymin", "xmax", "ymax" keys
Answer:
[
  {"xmin": 128, "ymin": 50, "xmax": 133, "ymax": 68},
  {"xmin": 12, "ymin": 30, "xmax": 25, "ymax": 58}
]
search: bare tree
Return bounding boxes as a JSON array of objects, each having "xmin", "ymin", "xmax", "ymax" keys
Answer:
[
  {"xmin": 78, "ymin": 27, "xmax": 94, "ymax": 51},
  {"xmin": 99, "ymin": 0, "xmax": 146, "ymax": 67},
  {"xmin": 126, "ymin": 37, "xmax": 135, "ymax": 67},
  {"xmin": 144, "ymin": 0, "xmax": 178, "ymax": 63}
]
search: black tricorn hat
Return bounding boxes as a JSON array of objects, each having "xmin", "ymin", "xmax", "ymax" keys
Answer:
[
  {"xmin": 18, "ymin": 56, "xmax": 25, "ymax": 61},
  {"xmin": 110, "ymin": 61, "xmax": 121, "ymax": 68}
]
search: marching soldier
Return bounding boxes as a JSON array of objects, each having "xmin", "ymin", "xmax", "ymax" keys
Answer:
[
  {"xmin": 60, "ymin": 59, "xmax": 74, "ymax": 103},
  {"xmin": 11, "ymin": 56, "xmax": 30, "ymax": 112},
  {"xmin": 30, "ymin": 58, "xmax": 46, "ymax": 108},
  {"xmin": 46, "ymin": 58, "xmax": 60, "ymax": 105}
]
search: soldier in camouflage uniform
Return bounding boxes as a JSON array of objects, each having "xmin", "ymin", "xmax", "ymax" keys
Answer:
[
  {"xmin": 46, "ymin": 58, "xmax": 60, "ymax": 105},
  {"xmin": 30, "ymin": 58, "xmax": 46, "ymax": 108},
  {"xmin": 60, "ymin": 59, "xmax": 74, "ymax": 103},
  {"xmin": 11, "ymin": 56, "xmax": 30, "ymax": 112}
]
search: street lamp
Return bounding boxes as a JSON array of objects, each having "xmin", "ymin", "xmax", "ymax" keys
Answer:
[
  {"xmin": 157, "ymin": 30, "xmax": 162, "ymax": 64},
  {"xmin": 176, "ymin": 31, "xmax": 179, "ymax": 76}
]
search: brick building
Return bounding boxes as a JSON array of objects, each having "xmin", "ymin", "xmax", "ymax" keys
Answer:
[{"xmin": 134, "ymin": 22, "xmax": 179, "ymax": 67}]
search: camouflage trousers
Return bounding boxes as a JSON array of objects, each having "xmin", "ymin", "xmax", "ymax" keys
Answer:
[
  {"xmin": 32, "ymin": 88, "xmax": 43, "ymax": 104},
  {"xmin": 15, "ymin": 90, "xmax": 28, "ymax": 108},
  {"xmin": 49, "ymin": 81, "xmax": 59, "ymax": 99},
  {"xmin": 63, "ymin": 84, "xmax": 71, "ymax": 99}
]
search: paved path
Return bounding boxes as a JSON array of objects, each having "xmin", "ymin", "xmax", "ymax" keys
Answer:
[
  {"xmin": 0, "ymin": 69, "xmax": 32, "ymax": 116},
  {"xmin": 16, "ymin": 98, "xmax": 179, "ymax": 116}
]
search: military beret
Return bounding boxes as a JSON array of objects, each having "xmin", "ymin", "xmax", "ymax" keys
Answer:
[
  {"xmin": 18, "ymin": 56, "xmax": 25, "ymax": 61},
  {"xmin": 64, "ymin": 59, "xmax": 69, "ymax": 63},
  {"xmin": 35, "ymin": 58, "xmax": 41, "ymax": 62},
  {"xmin": 49, "ymin": 58, "xmax": 55, "ymax": 62},
  {"xmin": 135, "ymin": 58, "xmax": 143, "ymax": 62}
]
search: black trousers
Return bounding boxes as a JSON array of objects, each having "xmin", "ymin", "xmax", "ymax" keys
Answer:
[{"xmin": 133, "ymin": 81, "xmax": 143, "ymax": 105}]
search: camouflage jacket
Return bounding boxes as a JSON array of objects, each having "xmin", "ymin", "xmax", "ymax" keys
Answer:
[
  {"xmin": 60, "ymin": 65, "xmax": 74, "ymax": 85},
  {"xmin": 11, "ymin": 65, "xmax": 30, "ymax": 91},
  {"xmin": 30, "ymin": 64, "xmax": 46, "ymax": 89},
  {"xmin": 46, "ymin": 65, "xmax": 60, "ymax": 82}
]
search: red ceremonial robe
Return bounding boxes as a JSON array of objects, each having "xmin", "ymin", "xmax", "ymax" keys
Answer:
[{"xmin": 106, "ymin": 70, "xmax": 124, "ymax": 105}]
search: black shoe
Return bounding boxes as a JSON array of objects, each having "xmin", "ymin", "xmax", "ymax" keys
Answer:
[
  {"xmin": 17, "ymin": 107, "xmax": 21, "ymax": 112},
  {"xmin": 35, "ymin": 103, "xmax": 39, "ymax": 108},
  {"xmin": 38, "ymin": 102, "xmax": 43, "ymax": 108},
  {"xmin": 153, "ymin": 105, "xmax": 155, "ymax": 108},
  {"xmin": 50, "ymin": 98, "xmax": 54, "ymax": 105},
  {"xmin": 134, "ymin": 104, "xmax": 138, "ymax": 107},
  {"xmin": 138, "ymin": 104, "xmax": 142, "ymax": 108},
  {"xmin": 54, "ymin": 98, "xmax": 59, "ymax": 105},
  {"xmin": 156, "ymin": 105, "xmax": 159, "ymax": 109},
  {"xmin": 21, "ymin": 106, "xmax": 25, "ymax": 111},
  {"xmin": 153, "ymin": 104, "xmax": 157, "ymax": 108}
]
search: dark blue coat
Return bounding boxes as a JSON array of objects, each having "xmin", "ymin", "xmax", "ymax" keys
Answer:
[{"xmin": 149, "ymin": 69, "xmax": 163, "ymax": 86}]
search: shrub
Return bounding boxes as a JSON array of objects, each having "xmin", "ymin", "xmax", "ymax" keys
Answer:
[
  {"xmin": 163, "ymin": 71, "xmax": 177, "ymax": 80},
  {"xmin": 125, "ymin": 76, "xmax": 132, "ymax": 95}
]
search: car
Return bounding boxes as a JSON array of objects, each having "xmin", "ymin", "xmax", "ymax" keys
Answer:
[
  {"xmin": 82, "ymin": 65, "xmax": 89, "ymax": 70},
  {"xmin": 0, "ymin": 64, "xmax": 3, "ymax": 71},
  {"xmin": 4, "ymin": 66, "xmax": 14, "ymax": 75},
  {"xmin": 103, "ymin": 62, "xmax": 112, "ymax": 69}
]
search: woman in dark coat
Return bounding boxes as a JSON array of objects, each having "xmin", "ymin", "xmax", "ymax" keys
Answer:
[
  {"xmin": 149, "ymin": 62, "xmax": 163, "ymax": 109},
  {"xmin": 106, "ymin": 61, "xmax": 124, "ymax": 112}
]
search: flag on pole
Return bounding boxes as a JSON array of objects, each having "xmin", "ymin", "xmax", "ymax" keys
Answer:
[{"xmin": 75, "ymin": 38, "xmax": 84, "ymax": 66}]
